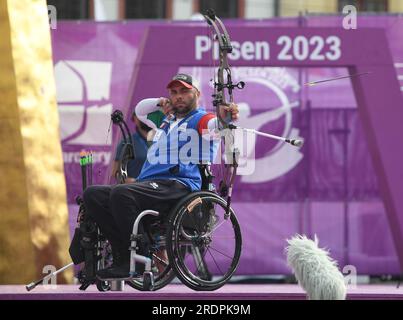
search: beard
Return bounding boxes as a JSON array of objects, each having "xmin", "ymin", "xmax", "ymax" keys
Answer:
[{"xmin": 172, "ymin": 96, "xmax": 197, "ymax": 116}]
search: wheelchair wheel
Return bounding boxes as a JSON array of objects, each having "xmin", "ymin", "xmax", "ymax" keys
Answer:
[
  {"xmin": 166, "ymin": 191, "xmax": 242, "ymax": 291},
  {"xmin": 96, "ymin": 279, "xmax": 111, "ymax": 292}
]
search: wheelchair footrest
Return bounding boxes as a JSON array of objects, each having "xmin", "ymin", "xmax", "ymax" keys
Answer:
[
  {"xmin": 96, "ymin": 275, "xmax": 142, "ymax": 282},
  {"xmin": 142, "ymin": 272, "xmax": 154, "ymax": 291}
]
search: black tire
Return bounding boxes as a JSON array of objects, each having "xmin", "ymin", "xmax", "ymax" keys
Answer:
[
  {"xmin": 166, "ymin": 191, "xmax": 242, "ymax": 291},
  {"xmin": 96, "ymin": 279, "xmax": 111, "ymax": 292}
]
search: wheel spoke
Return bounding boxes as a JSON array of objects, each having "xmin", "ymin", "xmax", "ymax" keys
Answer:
[
  {"xmin": 207, "ymin": 245, "xmax": 235, "ymax": 260},
  {"xmin": 194, "ymin": 245, "xmax": 211, "ymax": 280},
  {"xmin": 206, "ymin": 246, "xmax": 224, "ymax": 276}
]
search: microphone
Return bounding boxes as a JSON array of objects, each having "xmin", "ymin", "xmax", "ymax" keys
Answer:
[
  {"xmin": 159, "ymin": 113, "xmax": 175, "ymax": 129},
  {"xmin": 157, "ymin": 100, "xmax": 175, "ymax": 129}
]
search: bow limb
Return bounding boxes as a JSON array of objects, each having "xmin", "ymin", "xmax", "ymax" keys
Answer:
[{"xmin": 111, "ymin": 110, "xmax": 135, "ymax": 184}]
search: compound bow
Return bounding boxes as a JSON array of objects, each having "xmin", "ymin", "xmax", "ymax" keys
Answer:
[
  {"xmin": 203, "ymin": 9, "xmax": 245, "ymax": 215},
  {"xmin": 203, "ymin": 9, "xmax": 303, "ymax": 215}
]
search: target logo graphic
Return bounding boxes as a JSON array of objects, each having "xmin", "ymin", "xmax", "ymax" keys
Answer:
[
  {"xmin": 54, "ymin": 60, "xmax": 113, "ymax": 146},
  {"xmin": 234, "ymin": 72, "xmax": 304, "ymax": 183}
]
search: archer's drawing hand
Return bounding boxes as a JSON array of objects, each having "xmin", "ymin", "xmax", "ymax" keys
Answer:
[{"xmin": 158, "ymin": 97, "xmax": 173, "ymax": 115}]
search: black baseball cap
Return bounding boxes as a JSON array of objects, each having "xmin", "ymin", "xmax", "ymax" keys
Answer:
[{"xmin": 166, "ymin": 73, "xmax": 199, "ymax": 91}]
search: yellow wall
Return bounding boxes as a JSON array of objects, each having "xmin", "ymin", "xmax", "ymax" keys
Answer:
[
  {"xmin": 389, "ymin": 0, "xmax": 403, "ymax": 12},
  {"xmin": 280, "ymin": 0, "xmax": 338, "ymax": 16},
  {"xmin": 0, "ymin": 0, "xmax": 72, "ymax": 284}
]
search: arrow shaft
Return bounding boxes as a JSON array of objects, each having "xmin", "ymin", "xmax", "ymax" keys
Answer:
[{"xmin": 306, "ymin": 71, "xmax": 371, "ymax": 86}]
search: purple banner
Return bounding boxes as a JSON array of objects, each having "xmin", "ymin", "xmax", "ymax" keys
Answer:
[{"xmin": 52, "ymin": 16, "xmax": 403, "ymax": 275}]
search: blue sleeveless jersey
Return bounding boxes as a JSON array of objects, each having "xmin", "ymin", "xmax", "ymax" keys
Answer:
[{"xmin": 137, "ymin": 108, "xmax": 218, "ymax": 191}]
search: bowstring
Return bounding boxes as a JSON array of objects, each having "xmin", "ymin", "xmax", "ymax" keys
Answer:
[{"xmin": 207, "ymin": 19, "xmax": 226, "ymax": 194}]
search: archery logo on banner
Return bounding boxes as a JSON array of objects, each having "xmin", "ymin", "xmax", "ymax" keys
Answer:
[
  {"xmin": 54, "ymin": 60, "xmax": 113, "ymax": 166},
  {"xmin": 233, "ymin": 67, "xmax": 304, "ymax": 183}
]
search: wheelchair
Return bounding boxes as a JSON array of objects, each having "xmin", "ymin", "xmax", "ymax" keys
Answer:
[{"xmin": 81, "ymin": 164, "xmax": 243, "ymax": 292}]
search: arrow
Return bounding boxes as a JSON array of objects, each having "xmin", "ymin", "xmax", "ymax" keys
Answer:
[{"xmin": 305, "ymin": 71, "xmax": 371, "ymax": 86}]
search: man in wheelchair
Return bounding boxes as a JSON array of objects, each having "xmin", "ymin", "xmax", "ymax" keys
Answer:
[{"xmin": 83, "ymin": 73, "xmax": 239, "ymax": 280}]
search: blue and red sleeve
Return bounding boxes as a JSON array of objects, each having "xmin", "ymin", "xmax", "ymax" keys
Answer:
[{"xmin": 197, "ymin": 113, "xmax": 216, "ymax": 135}]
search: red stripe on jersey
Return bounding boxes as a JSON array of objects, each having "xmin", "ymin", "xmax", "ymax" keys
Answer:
[{"xmin": 197, "ymin": 113, "xmax": 216, "ymax": 135}]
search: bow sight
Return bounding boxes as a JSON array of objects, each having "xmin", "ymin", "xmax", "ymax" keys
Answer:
[{"xmin": 213, "ymin": 81, "xmax": 245, "ymax": 98}]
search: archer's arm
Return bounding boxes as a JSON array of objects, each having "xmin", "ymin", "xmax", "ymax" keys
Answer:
[{"xmin": 134, "ymin": 98, "xmax": 165, "ymax": 129}]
